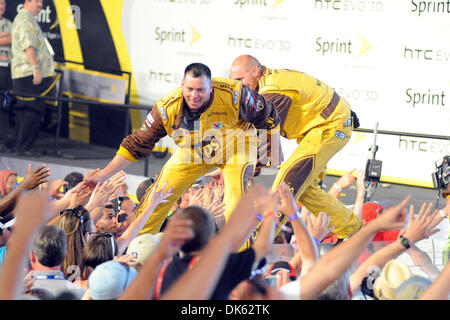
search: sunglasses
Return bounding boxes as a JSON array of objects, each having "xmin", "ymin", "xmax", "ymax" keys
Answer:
[{"xmin": 88, "ymin": 232, "xmax": 117, "ymax": 257}]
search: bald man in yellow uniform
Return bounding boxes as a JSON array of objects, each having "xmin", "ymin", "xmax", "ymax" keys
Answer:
[
  {"xmin": 85, "ymin": 62, "xmax": 280, "ymax": 235},
  {"xmin": 229, "ymin": 55, "xmax": 362, "ymax": 241}
]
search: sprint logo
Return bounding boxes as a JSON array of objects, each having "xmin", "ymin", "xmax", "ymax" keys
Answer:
[
  {"xmin": 188, "ymin": 23, "xmax": 201, "ymax": 46},
  {"xmin": 315, "ymin": 32, "xmax": 371, "ymax": 58},
  {"xmin": 234, "ymin": 0, "xmax": 286, "ymax": 9},
  {"xmin": 154, "ymin": 22, "xmax": 201, "ymax": 46},
  {"xmin": 356, "ymin": 32, "xmax": 371, "ymax": 57}
]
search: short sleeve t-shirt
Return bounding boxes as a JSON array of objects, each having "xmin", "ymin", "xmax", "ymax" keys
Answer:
[{"xmin": 160, "ymin": 248, "xmax": 256, "ymax": 300}]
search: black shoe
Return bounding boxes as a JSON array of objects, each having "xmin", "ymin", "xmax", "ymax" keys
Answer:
[{"xmin": 18, "ymin": 149, "xmax": 43, "ymax": 157}]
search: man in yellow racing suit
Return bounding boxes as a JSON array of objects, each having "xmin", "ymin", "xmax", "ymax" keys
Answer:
[
  {"xmin": 85, "ymin": 62, "xmax": 280, "ymax": 235},
  {"xmin": 229, "ymin": 55, "xmax": 362, "ymax": 241}
]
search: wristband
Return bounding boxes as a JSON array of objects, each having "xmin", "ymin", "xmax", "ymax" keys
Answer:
[
  {"xmin": 33, "ymin": 65, "xmax": 40, "ymax": 70},
  {"xmin": 399, "ymin": 235, "xmax": 411, "ymax": 249},
  {"xmin": 254, "ymin": 213, "xmax": 263, "ymax": 222},
  {"xmin": 312, "ymin": 236, "xmax": 321, "ymax": 245},
  {"xmin": 288, "ymin": 211, "xmax": 301, "ymax": 222},
  {"xmin": 333, "ymin": 183, "xmax": 342, "ymax": 192}
]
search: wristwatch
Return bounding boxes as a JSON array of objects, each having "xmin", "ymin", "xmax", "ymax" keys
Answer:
[{"xmin": 399, "ymin": 235, "xmax": 411, "ymax": 249}]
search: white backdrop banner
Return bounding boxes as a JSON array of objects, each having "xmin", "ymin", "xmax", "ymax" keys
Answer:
[{"xmin": 121, "ymin": 0, "xmax": 450, "ymax": 187}]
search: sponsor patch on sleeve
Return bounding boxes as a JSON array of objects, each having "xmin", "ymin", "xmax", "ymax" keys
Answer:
[
  {"xmin": 159, "ymin": 106, "xmax": 168, "ymax": 121},
  {"xmin": 335, "ymin": 130, "xmax": 346, "ymax": 139},
  {"xmin": 143, "ymin": 113, "xmax": 155, "ymax": 129},
  {"xmin": 255, "ymin": 100, "xmax": 264, "ymax": 111},
  {"xmin": 233, "ymin": 90, "xmax": 239, "ymax": 105}
]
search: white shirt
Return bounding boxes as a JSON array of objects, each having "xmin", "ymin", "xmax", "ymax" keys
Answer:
[{"xmin": 278, "ymin": 279, "xmax": 301, "ymax": 300}]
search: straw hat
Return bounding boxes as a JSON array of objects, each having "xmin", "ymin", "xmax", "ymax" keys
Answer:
[{"xmin": 373, "ymin": 259, "xmax": 431, "ymax": 300}]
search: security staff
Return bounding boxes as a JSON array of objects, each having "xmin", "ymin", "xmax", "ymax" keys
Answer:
[{"xmin": 6, "ymin": 0, "xmax": 57, "ymax": 156}]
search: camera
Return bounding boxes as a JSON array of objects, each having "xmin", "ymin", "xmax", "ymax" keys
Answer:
[
  {"xmin": 432, "ymin": 155, "xmax": 450, "ymax": 197},
  {"xmin": 365, "ymin": 159, "xmax": 382, "ymax": 182},
  {"xmin": 117, "ymin": 213, "xmax": 127, "ymax": 223}
]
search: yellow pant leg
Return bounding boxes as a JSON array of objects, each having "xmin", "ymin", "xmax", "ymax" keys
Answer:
[
  {"xmin": 221, "ymin": 161, "xmax": 255, "ymax": 251},
  {"xmin": 221, "ymin": 162, "xmax": 255, "ymax": 220},
  {"xmin": 135, "ymin": 149, "xmax": 214, "ymax": 235},
  {"xmin": 272, "ymin": 123, "xmax": 362, "ymax": 239},
  {"xmin": 218, "ymin": 139, "xmax": 257, "ymax": 251},
  {"xmin": 298, "ymin": 180, "xmax": 361, "ymax": 238}
]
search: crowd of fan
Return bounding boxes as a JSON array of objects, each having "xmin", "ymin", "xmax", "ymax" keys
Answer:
[{"xmin": 0, "ymin": 164, "xmax": 449, "ymax": 301}]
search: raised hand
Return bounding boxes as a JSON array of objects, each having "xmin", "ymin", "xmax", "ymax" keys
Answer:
[
  {"xmin": 155, "ymin": 211, "xmax": 194, "ymax": 261},
  {"xmin": 146, "ymin": 180, "xmax": 173, "ymax": 212},
  {"xmin": 114, "ymin": 254, "xmax": 140, "ymax": 269},
  {"xmin": 278, "ymin": 182, "xmax": 298, "ymax": 216},
  {"xmin": 85, "ymin": 180, "xmax": 115, "ymax": 210},
  {"xmin": 109, "ymin": 170, "xmax": 127, "ymax": 197},
  {"xmin": 201, "ymin": 183, "xmax": 214, "ymax": 208},
  {"xmin": 83, "ymin": 168, "xmax": 103, "ymax": 189},
  {"xmin": 368, "ymin": 195, "xmax": 411, "ymax": 232},
  {"xmin": 305, "ymin": 211, "xmax": 335, "ymax": 241},
  {"xmin": 253, "ymin": 186, "xmax": 280, "ymax": 217},
  {"xmin": 212, "ymin": 181, "xmax": 225, "ymax": 202},
  {"xmin": 335, "ymin": 168, "xmax": 357, "ymax": 189},
  {"xmin": 187, "ymin": 187, "xmax": 204, "ymax": 207},
  {"xmin": 403, "ymin": 202, "xmax": 443, "ymax": 244},
  {"xmin": 21, "ymin": 163, "xmax": 51, "ymax": 190},
  {"xmin": 68, "ymin": 181, "xmax": 92, "ymax": 209},
  {"xmin": 204, "ymin": 169, "xmax": 224, "ymax": 186},
  {"xmin": 206, "ymin": 197, "xmax": 225, "ymax": 219}
]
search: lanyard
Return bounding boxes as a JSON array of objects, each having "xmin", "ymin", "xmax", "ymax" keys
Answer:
[
  {"xmin": 34, "ymin": 274, "xmax": 65, "ymax": 281},
  {"xmin": 153, "ymin": 255, "xmax": 199, "ymax": 300}
]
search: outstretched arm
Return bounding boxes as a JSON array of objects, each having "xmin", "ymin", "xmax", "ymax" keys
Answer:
[
  {"xmin": 420, "ymin": 258, "xmax": 450, "ymax": 300},
  {"xmin": 278, "ymin": 182, "xmax": 319, "ymax": 276},
  {"xmin": 349, "ymin": 202, "xmax": 443, "ymax": 293},
  {"xmin": 119, "ymin": 211, "xmax": 194, "ymax": 300},
  {"xmin": 117, "ymin": 181, "xmax": 173, "ymax": 255},
  {"xmin": 161, "ymin": 184, "xmax": 272, "ymax": 300},
  {"xmin": 0, "ymin": 164, "xmax": 50, "ymax": 214},
  {"xmin": 0, "ymin": 189, "xmax": 52, "ymax": 300},
  {"xmin": 299, "ymin": 195, "xmax": 411, "ymax": 300}
]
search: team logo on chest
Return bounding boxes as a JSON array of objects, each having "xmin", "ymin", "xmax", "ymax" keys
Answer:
[{"xmin": 212, "ymin": 122, "xmax": 223, "ymax": 129}]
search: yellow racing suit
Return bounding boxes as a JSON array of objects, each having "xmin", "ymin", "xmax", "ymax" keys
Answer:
[
  {"xmin": 117, "ymin": 78, "xmax": 280, "ymax": 235},
  {"xmin": 255, "ymin": 68, "xmax": 362, "ymax": 240}
]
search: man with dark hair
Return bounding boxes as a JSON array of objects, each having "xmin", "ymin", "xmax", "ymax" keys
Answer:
[
  {"xmin": 154, "ymin": 205, "xmax": 274, "ymax": 300},
  {"xmin": 85, "ymin": 62, "xmax": 280, "ymax": 239},
  {"xmin": 28, "ymin": 225, "xmax": 85, "ymax": 299},
  {"xmin": 63, "ymin": 171, "xmax": 84, "ymax": 192}
]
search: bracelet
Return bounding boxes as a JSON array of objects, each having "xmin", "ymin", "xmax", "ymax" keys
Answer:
[
  {"xmin": 33, "ymin": 65, "xmax": 40, "ymax": 70},
  {"xmin": 333, "ymin": 183, "xmax": 342, "ymax": 192},
  {"xmin": 312, "ymin": 236, "xmax": 321, "ymax": 245},
  {"xmin": 288, "ymin": 211, "xmax": 301, "ymax": 222},
  {"xmin": 254, "ymin": 213, "xmax": 263, "ymax": 222}
]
